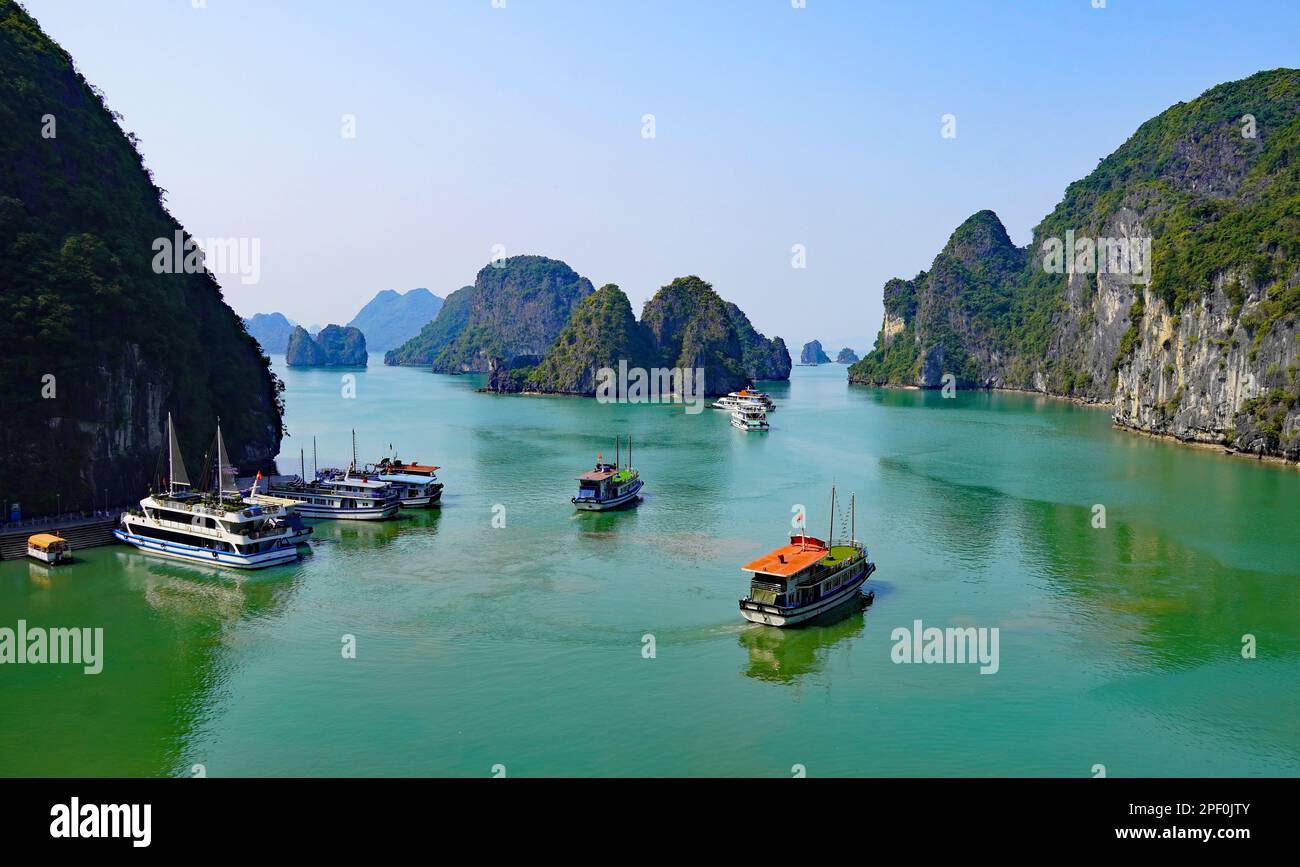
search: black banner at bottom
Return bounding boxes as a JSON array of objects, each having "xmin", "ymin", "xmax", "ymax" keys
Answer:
[{"xmin": 2, "ymin": 777, "xmax": 1285, "ymax": 851}]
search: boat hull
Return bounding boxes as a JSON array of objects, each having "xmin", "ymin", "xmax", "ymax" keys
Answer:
[
  {"xmin": 289, "ymin": 503, "xmax": 400, "ymax": 520},
  {"xmin": 395, "ymin": 487, "xmax": 443, "ymax": 508},
  {"xmin": 740, "ymin": 561, "xmax": 875, "ymax": 627},
  {"xmin": 26, "ymin": 548, "xmax": 71, "ymax": 565},
  {"xmin": 573, "ymin": 481, "xmax": 643, "ymax": 511},
  {"xmin": 113, "ymin": 529, "xmax": 299, "ymax": 570}
]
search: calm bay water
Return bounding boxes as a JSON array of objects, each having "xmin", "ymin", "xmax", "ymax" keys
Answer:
[{"xmin": 2, "ymin": 357, "xmax": 1297, "ymax": 777}]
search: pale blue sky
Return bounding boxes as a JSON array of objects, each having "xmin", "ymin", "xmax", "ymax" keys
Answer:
[{"xmin": 22, "ymin": 0, "xmax": 1300, "ymax": 350}]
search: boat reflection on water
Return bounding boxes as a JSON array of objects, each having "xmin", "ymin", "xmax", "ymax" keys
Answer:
[
  {"xmin": 305, "ymin": 505, "xmax": 443, "ymax": 549},
  {"xmin": 739, "ymin": 593, "xmax": 873, "ymax": 684}
]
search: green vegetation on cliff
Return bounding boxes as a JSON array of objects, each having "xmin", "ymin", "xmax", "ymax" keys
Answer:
[
  {"xmin": 0, "ymin": 0, "xmax": 283, "ymax": 515},
  {"xmin": 724, "ymin": 302, "xmax": 791, "ymax": 380},
  {"xmin": 286, "ymin": 324, "xmax": 367, "ymax": 366},
  {"xmin": 514, "ymin": 285, "xmax": 658, "ymax": 393},
  {"xmin": 431, "ymin": 257, "xmax": 594, "ymax": 373},
  {"xmin": 852, "ymin": 70, "xmax": 1300, "ymax": 398},
  {"xmin": 384, "ymin": 285, "xmax": 473, "ymax": 365},
  {"xmin": 640, "ymin": 276, "xmax": 751, "ymax": 396}
]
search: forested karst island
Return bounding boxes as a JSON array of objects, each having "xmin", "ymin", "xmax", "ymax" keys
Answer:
[
  {"xmin": 0, "ymin": 1, "xmax": 283, "ymax": 516},
  {"xmin": 850, "ymin": 69, "xmax": 1300, "ymax": 460}
]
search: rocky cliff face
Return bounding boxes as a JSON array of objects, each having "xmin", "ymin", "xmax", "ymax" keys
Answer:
[
  {"xmin": 0, "ymin": 1, "xmax": 283, "ymax": 516},
  {"xmin": 724, "ymin": 302, "xmax": 792, "ymax": 381},
  {"xmin": 384, "ymin": 285, "xmax": 474, "ymax": 365},
  {"xmin": 286, "ymin": 325, "xmax": 367, "ymax": 366},
  {"xmin": 432, "ymin": 256, "xmax": 594, "ymax": 373},
  {"xmin": 850, "ymin": 69, "xmax": 1300, "ymax": 461},
  {"xmin": 640, "ymin": 276, "xmax": 751, "ymax": 397},
  {"xmin": 484, "ymin": 285, "xmax": 659, "ymax": 394},
  {"xmin": 800, "ymin": 340, "xmax": 832, "ymax": 365}
]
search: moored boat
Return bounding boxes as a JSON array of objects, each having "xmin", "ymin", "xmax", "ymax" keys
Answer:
[
  {"xmin": 572, "ymin": 435, "xmax": 643, "ymax": 511},
  {"xmin": 265, "ymin": 431, "xmax": 401, "ymax": 520},
  {"xmin": 114, "ymin": 415, "xmax": 303, "ymax": 569},
  {"xmin": 266, "ymin": 472, "xmax": 400, "ymax": 520},
  {"xmin": 730, "ymin": 405, "xmax": 769, "ymax": 431},
  {"xmin": 713, "ymin": 388, "xmax": 776, "ymax": 412},
  {"xmin": 739, "ymin": 488, "xmax": 874, "ymax": 627},
  {"xmin": 26, "ymin": 533, "xmax": 71, "ymax": 565},
  {"xmin": 366, "ymin": 457, "xmax": 444, "ymax": 508}
]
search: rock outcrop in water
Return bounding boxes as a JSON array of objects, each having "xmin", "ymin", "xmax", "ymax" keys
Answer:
[
  {"xmin": 850, "ymin": 69, "xmax": 1300, "ymax": 461},
  {"xmin": 483, "ymin": 285, "xmax": 659, "ymax": 394},
  {"xmin": 244, "ymin": 312, "xmax": 296, "ymax": 353},
  {"xmin": 431, "ymin": 256, "xmax": 594, "ymax": 373},
  {"xmin": 286, "ymin": 325, "xmax": 367, "ymax": 366},
  {"xmin": 800, "ymin": 340, "xmax": 832, "ymax": 365},
  {"xmin": 836, "ymin": 347, "xmax": 859, "ymax": 364},
  {"xmin": 346, "ymin": 288, "xmax": 443, "ymax": 352},
  {"xmin": 0, "ymin": 1, "xmax": 283, "ymax": 516},
  {"xmin": 483, "ymin": 279, "xmax": 789, "ymax": 398},
  {"xmin": 640, "ymin": 276, "xmax": 752, "ymax": 397}
]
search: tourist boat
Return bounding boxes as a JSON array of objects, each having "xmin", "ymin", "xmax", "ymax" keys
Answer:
[
  {"xmin": 246, "ymin": 492, "xmax": 314, "ymax": 544},
  {"xmin": 365, "ymin": 457, "xmax": 444, "ymax": 508},
  {"xmin": 738, "ymin": 488, "xmax": 875, "ymax": 627},
  {"xmin": 266, "ymin": 472, "xmax": 400, "ymax": 520},
  {"xmin": 730, "ymin": 405, "xmax": 770, "ymax": 431},
  {"xmin": 114, "ymin": 415, "xmax": 303, "ymax": 569},
  {"xmin": 26, "ymin": 533, "xmax": 71, "ymax": 565},
  {"xmin": 572, "ymin": 436, "xmax": 643, "ymax": 511},
  {"xmin": 265, "ymin": 431, "xmax": 401, "ymax": 520},
  {"xmin": 712, "ymin": 388, "xmax": 776, "ymax": 412}
]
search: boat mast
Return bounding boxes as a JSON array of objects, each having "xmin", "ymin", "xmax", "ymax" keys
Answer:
[
  {"xmin": 351, "ymin": 429, "xmax": 358, "ymax": 477},
  {"xmin": 300, "ymin": 448, "xmax": 305, "ymax": 481},
  {"xmin": 851, "ymin": 493, "xmax": 856, "ymax": 545},
  {"xmin": 828, "ymin": 484, "xmax": 836, "ymax": 546},
  {"xmin": 215, "ymin": 417, "xmax": 223, "ymax": 500},
  {"xmin": 167, "ymin": 412, "xmax": 175, "ymax": 495},
  {"xmin": 615, "ymin": 435, "xmax": 620, "ymax": 469},
  {"xmin": 628, "ymin": 435, "xmax": 632, "ymax": 469},
  {"xmin": 313, "ymin": 436, "xmax": 318, "ymax": 478}
]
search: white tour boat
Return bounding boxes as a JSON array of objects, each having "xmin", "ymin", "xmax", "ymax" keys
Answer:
[
  {"xmin": 265, "ymin": 471, "xmax": 401, "ymax": 520},
  {"xmin": 713, "ymin": 389, "xmax": 776, "ymax": 412},
  {"xmin": 730, "ymin": 405, "xmax": 770, "ymax": 431},
  {"xmin": 114, "ymin": 415, "xmax": 303, "ymax": 569},
  {"xmin": 366, "ymin": 458, "xmax": 444, "ymax": 508}
]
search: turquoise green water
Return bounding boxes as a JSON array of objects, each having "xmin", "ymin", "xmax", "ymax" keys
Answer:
[{"xmin": 2, "ymin": 358, "xmax": 1298, "ymax": 777}]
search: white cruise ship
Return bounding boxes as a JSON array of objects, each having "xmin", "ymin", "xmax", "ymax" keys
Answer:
[
  {"xmin": 114, "ymin": 415, "xmax": 303, "ymax": 569},
  {"xmin": 265, "ymin": 470, "xmax": 400, "ymax": 520},
  {"xmin": 712, "ymin": 388, "xmax": 776, "ymax": 412}
]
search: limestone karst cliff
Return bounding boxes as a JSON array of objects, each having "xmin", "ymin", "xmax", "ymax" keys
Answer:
[
  {"xmin": 0, "ymin": 1, "xmax": 283, "ymax": 515},
  {"xmin": 851, "ymin": 69, "xmax": 1300, "ymax": 461}
]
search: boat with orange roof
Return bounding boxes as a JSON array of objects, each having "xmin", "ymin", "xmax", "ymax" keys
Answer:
[
  {"xmin": 572, "ymin": 435, "xmax": 643, "ymax": 511},
  {"xmin": 738, "ymin": 486, "xmax": 874, "ymax": 626},
  {"xmin": 367, "ymin": 457, "xmax": 444, "ymax": 508},
  {"xmin": 712, "ymin": 388, "xmax": 775, "ymax": 412}
]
